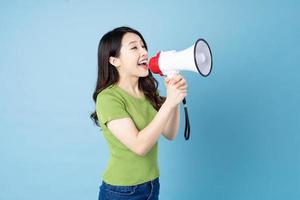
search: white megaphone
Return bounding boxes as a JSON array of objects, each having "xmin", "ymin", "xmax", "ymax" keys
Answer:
[
  {"xmin": 148, "ymin": 38, "xmax": 213, "ymax": 141},
  {"xmin": 148, "ymin": 38, "xmax": 213, "ymax": 77}
]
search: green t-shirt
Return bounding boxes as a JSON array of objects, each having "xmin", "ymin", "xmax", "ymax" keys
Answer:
[{"xmin": 96, "ymin": 84, "xmax": 159, "ymax": 186}]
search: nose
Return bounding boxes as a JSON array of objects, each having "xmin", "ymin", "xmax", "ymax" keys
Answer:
[{"xmin": 140, "ymin": 47, "xmax": 148, "ymax": 58}]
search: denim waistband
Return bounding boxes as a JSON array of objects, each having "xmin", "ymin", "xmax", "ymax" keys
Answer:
[{"xmin": 102, "ymin": 177, "xmax": 159, "ymax": 188}]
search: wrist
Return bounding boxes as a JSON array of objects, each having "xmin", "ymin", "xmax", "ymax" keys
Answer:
[{"xmin": 162, "ymin": 99, "xmax": 177, "ymax": 110}]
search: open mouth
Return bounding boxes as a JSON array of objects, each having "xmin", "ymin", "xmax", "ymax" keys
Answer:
[{"xmin": 138, "ymin": 60, "xmax": 148, "ymax": 69}]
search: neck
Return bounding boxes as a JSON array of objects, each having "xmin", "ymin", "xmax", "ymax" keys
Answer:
[{"xmin": 116, "ymin": 76, "xmax": 142, "ymax": 97}]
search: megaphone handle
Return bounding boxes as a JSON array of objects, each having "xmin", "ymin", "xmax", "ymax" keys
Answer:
[{"xmin": 182, "ymin": 98, "xmax": 190, "ymax": 140}]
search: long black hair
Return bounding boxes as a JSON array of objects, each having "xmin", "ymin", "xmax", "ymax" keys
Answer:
[{"xmin": 90, "ymin": 26, "xmax": 165, "ymax": 126}]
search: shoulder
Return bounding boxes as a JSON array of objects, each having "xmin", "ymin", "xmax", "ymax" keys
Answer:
[
  {"xmin": 96, "ymin": 85, "xmax": 125, "ymax": 106},
  {"xmin": 97, "ymin": 85, "xmax": 118, "ymax": 99}
]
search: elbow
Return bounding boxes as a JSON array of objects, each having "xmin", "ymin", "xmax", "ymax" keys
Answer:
[
  {"xmin": 135, "ymin": 149, "xmax": 148, "ymax": 157},
  {"xmin": 134, "ymin": 145, "xmax": 149, "ymax": 157},
  {"xmin": 166, "ymin": 135, "xmax": 176, "ymax": 141},
  {"xmin": 163, "ymin": 131, "xmax": 177, "ymax": 141},
  {"xmin": 136, "ymin": 151, "xmax": 147, "ymax": 157}
]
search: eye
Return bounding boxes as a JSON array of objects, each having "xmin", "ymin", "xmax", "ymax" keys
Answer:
[
  {"xmin": 131, "ymin": 46, "xmax": 137, "ymax": 50},
  {"xmin": 141, "ymin": 45, "xmax": 146, "ymax": 49}
]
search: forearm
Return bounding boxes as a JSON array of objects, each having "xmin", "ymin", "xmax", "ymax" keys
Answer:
[
  {"xmin": 136, "ymin": 102, "xmax": 174, "ymax": 155},
  {"xmin": 163, "ymin": 104, "xmax": 180, "ymax": 140}
]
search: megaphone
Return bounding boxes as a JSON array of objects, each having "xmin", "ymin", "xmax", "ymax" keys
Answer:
[
  {"xmin": 149, "ymin": 38, "xmax": 213, "ymax": 77},
  {"xmin": 148, "ymin": 38, "xmax": 213, "ymax": 141}
]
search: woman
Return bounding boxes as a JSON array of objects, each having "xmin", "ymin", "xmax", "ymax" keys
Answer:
[{"xmin": 91, "ymin": 26, "xmax": 187, "ymax": 200}]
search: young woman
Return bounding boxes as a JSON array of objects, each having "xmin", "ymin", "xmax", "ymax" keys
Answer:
[{"xmin": 91, "ymin": 26, "xmax": 188, "ymax": 200}]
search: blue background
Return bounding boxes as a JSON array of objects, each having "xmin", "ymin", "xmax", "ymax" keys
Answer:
[{"xmin": 1, "ymin": 0, "xmax": 299, "ymax": 199}]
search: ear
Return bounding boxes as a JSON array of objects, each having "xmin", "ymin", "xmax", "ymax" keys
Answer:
[{"xmin": 109, "ymin": 56, "xmax": 121, "ymax": 68}]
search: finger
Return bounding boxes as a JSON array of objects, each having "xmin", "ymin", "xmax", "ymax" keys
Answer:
[
  {"xmin": 169, "ymin": 74, "xmax": 181, "ymax": 83},
  {"xmin": 165, "ymin": 80, "xmax": 172, "ymax": 86},
  {"xmin": 178, "ymin": 85, "xmax": 188, "ymax": 90},
  {"xmin": 173, "ymin": 79, "xmax": 187, "ymax": 88},
  {"xmin": 180, "ymin": 89, "xmax": 187, "ymax": 93},
  {"xmin": 173, "ymin": 75, "xmax": 183, "ymax": 84}
]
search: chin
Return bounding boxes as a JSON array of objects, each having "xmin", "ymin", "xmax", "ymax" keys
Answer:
[{"xmin": 139, "ymin": 69, "xmax": 149, "ymax": 77}]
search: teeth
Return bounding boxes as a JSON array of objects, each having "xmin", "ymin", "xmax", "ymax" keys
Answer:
[{"xmin": 139, "ymin": 60, "xmax": 147, "ymax": 65}]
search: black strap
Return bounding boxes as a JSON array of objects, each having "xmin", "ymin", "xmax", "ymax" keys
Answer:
[{"xmin": 182, "ymin": 98, "xmax": 190, "ymax": 140}]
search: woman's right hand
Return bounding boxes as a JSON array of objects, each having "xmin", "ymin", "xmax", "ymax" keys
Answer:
[{"xmin": 164, "ymin": 74, "xmax": 188, "ymax": 108}]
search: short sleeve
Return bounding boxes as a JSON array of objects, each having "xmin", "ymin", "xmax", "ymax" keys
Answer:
[{"xmin": 96, "ymin": 92, "xmax": 130, "ymax": 126}]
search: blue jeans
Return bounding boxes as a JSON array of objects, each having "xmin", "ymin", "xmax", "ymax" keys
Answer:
[{"xmin": 98, "ymin": 178, "xmax": 160, "ymax": 200}]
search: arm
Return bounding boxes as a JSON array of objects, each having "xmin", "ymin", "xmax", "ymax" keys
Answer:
[
  {"xmin": 161, "ymin": 75, "xmax": 187, "ymax": 140},
  {"xmin": 107, "ymin": 102, "xmax": 175, "ymax": 156},
  {"xmin": 162, "ymin": 104, "xmax": 180, "ymax": 140},
  {"xmin": 105, "ymin": 75, "xmax": 187, "ymax": 156}
]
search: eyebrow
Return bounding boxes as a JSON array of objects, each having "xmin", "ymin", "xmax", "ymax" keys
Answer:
[{"xmin": 128, "ymin": 40, "xmax": 144, "ymax": 46}]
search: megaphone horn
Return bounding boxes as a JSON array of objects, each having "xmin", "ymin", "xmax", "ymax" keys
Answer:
[{"xmin": 149, "ymin": 38, "xmax": 213, "ymax": 77}]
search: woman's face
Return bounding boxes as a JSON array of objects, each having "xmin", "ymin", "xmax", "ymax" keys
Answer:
[{"xmin": 112, "ymin": 32, "xmax": 149, "ymax": 78}]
